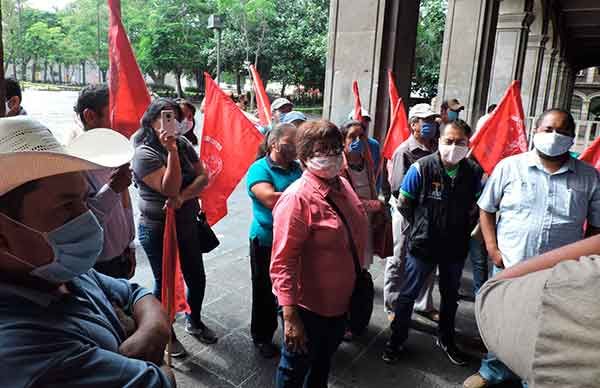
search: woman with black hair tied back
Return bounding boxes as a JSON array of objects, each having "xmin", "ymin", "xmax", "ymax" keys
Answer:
[{"xmin": 131, "ymin": 98, "xmax": 218, "ymax": 358}]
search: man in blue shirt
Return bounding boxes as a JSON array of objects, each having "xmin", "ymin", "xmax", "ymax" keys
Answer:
[{"xmin": 0, "ymin": 117, "xmax": 174, "ymax": 387}]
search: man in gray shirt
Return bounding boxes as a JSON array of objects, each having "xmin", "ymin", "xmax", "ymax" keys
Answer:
[
  {"xmin": 74, "ymin": 84, "xmax": 136, "ymax": 279},
  {"xmin": 464, "ymin": 109, "xmax": 600, "ymax": 388}
]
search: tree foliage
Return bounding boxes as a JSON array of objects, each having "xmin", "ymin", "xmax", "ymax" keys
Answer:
[
  {"xmin": 412, "ymin": 0, "xmax": 447, "ymax": 99},
  {"xmin": 1, "ymin": 0, "xmax": 331, "ymax": 95}
]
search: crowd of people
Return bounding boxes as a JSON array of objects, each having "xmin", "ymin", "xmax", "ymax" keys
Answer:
[{"xmin": 0, "ymin": 77, "xmax": 599, "ymax": 388}]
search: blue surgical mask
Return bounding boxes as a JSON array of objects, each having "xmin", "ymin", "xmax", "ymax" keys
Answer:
[
  {"xmin": 420, "ymin": 122, "xmax": 437, "ymax": 139},
  {"xmin": 349, "ymin": 139, "xmax": 363, "ymax": 154},
  {"xmin": 2, "ymin": 210, "xmax": 104, "ymax": 284},
  {"xmin": 447, "ymin": 111, "xmax": 459, "ymax": 121}
]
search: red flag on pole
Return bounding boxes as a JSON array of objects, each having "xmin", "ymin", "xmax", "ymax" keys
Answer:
[
  {"xmin": 470, "ymin": 80, "xmax": 528, "ymax": 174},
  {"xmin": 382, "ymin": 98, "xmax": 410, "ymax": 160},
  {"xmin": 161, "ymin": 208, "xmax": 190, "ymax": 323},
  {"xmin": 200, "ymin": 72, "xmax": 264, "ymax": 225},
  {"xmin": 388, "ymin": 70, "xmax": 400, "ymax": 118},
  {"xmin": 352, "ymin": 80, "xmax": 363, "ymax": 121},
  {"xmin": 108, "ymin": 0, "xmax": 151, "ymax": 138},
  {"xmin": 249, "ymin": 65, "xmax": 272, "ymax": 127},
  {"xmin": 580, "ymin": 136, "xmax": 600, "ymax": 170}
]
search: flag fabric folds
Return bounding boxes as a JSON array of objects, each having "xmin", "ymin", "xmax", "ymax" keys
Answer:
[
  {"xmin": 200, "ymin": 72, "xmax": 265, "ymax": 226},
  {"xmin": 249, "ymin": 65, "xmax": 272, "ymax": 127},
  {"xmin": 387, "ymin": 70, "xmax": 400, "ymax": 118},
  {"xmin": 352, "ymin": 80, "xmax": 363, "ymax": 121},
  {"xmin": 382, "ymin": 98, "xmax": 410, "ymax": 160},
  {"xmin": 107, "ymin": 0, "xmax": 151, "ymax": 139},
  {"xmin": 470, "ymin": 80, "xmax": 528, "ymax": 174},
  {"xmin": 161, "ymin": 208, "xmax": 190, "ymax": 322},
  {"xmin": 580, "ymin": 136, "xmax": 600, "ymax": 170}
]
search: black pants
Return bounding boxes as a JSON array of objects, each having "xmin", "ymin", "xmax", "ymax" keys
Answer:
[{"xmin": 250, "ymin": 238, "xmax": 278, "ymax": 344}]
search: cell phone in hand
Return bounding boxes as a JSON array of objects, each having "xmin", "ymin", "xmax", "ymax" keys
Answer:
[{"xmin": 161, "ymin": 110, "xmax": 176, "ymax": 137}]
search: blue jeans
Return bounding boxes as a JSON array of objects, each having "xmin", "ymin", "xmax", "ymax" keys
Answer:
[
  {"xmin": 138, "ymin": 222, "xmax": 207, "ymax": 325},
  {"xmin": 390, "ymin": 253, "xmax": 465, "ymax": 345},
  {"xmin": 276, "ymin": 308, "xmax": 345, "ymax": 388},
  {"xmin": 468, "ymin": 238, "xmax": 488, "ymax": 294},
  {"xmin": 478, "ymin": 266, "xmax": 527, "ymax": 387}
]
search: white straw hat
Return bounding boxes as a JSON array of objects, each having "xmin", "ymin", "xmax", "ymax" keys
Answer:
[{"xmin": 0, "ymin": 116, "xmax": 134, "ymax": 196}]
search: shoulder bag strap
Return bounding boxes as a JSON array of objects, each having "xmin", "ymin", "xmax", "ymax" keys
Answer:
[{"xmin": 325, "ymin": 195, "xmax": 361, "ymax": 276}]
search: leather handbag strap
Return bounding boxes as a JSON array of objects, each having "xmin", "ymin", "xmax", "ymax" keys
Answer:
[{"xmin": 325, "ymin": 195, "xmax": 361, "ymax": 276}]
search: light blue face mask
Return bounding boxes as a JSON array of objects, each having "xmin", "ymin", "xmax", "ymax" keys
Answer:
[
  {"xmin": 2, "ymin": 210, "xmax": 105, "ymax": 284},
  {"xmin": 447, "ymin": 110, "xmax": 459, "ymax": 121}
]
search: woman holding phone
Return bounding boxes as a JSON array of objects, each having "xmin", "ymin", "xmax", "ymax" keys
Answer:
[{"xmin": 132, "ymin": 98, "xmax": 217, "ymax": 358}]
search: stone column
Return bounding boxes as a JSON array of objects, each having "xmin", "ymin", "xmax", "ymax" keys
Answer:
[
  {"xmin": 586, "ymin": 67, "xmax": 595, "ymax": 84},
  {"xmin": 548, "ymin": 57, "xmax": 564, "ymax": 109},
  {"xmin": 487, "ymin": 4, "xmax": 535, "ymax": 106},
  {"xmin": 521, "ymin": 34, "xmax": 548, "ymax": 118},
  {"xmin": 552, "ymin": 59, "xmax": 567, "ymax": 107},
  {"xmin": 581, "ymin": 98, "xmax": 591, "ymax": 121},
  {"xmin": 323, "ymin": 0, "xmax": 420, "ymax": 140},
  {"xmin": 538, "ymin": 48, "xmax": 557, "ymax": 112},
  {"xmin": 437, "ymin": 0, "xmax": 500, "ymax": 127}
]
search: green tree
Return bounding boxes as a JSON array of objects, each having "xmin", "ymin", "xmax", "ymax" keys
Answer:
[{"xmin": 412, "ymin": 0, "xmax": 447, "ymax": 99}]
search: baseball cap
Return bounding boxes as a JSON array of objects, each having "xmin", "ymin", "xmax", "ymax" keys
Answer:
[
  {"xmin": 347, "ymin": 108, "xmax": 371, "ymax": 120},
  {"xmin": 0, "ymin": 116, "xmax": 133, "ymax": 196},
  {"xmin": 271, "ymin": 98, "xmax": 293, "ymax": 111},
  {"xmin": 280, "ymin": 111, "xmax": 307, "ymax": 124},
  {"xmin": 408, "ymin": 103, "xmax": 438, "ymax": 119},
  {"xmin": 447, "ymin": 98, "xmax": 464, "ymax": 111}
]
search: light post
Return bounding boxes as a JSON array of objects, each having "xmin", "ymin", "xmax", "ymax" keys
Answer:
[{"xmin": 208, "ymin": 15, "xmax": 223, "ymax": 85}]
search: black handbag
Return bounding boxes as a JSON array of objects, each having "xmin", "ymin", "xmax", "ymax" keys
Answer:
[
  {"xmin": 325, "ymin": 196, "xmax": 374, "ymax": 336},
  {"xmin": 196, "ymin": 211, "xmax": 220, "ymax": 253}
]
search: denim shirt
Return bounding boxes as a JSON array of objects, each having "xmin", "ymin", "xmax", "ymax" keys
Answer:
[{"xmin": 0, "ymin": 270, "xmax": 173, "ymax": 388}]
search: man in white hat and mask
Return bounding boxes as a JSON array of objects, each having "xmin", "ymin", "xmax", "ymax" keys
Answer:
[
  {"xmin": 0, "ymin": 117, "xmax": 175, "ymax": 387},
  {"xmin": 271, "ymin": 97, "xmax": 293, "ymax": 123},
  {"xmin": 384, "ymin": 103, "xmax": 440, "ymax": 324}
]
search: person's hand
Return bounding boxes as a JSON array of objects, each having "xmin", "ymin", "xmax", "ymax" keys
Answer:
[
  {"xmin": 283, "ymin": 306, "xmax": 308, "ymax": 354},
  {"xmin": 119, "ymin": 324, "xmax": 169, "ymax": 365},
  {"xmin": 159, "ymin": 130, "xmax": 178, "ymax": 153},
  {"xmin": 126, "ymin": 247, "xmax": 136, "ymax": 279},
  {"xmin": 109, "ymin": 164, "xmax": 132, "ymax": 193},
  {"xmin": 489, "ymin": 247, "xmax": 505, "ymax": 269},
  {"xmin": 164, "ymin": 196, "xmax": 184, "ymax": 210}
]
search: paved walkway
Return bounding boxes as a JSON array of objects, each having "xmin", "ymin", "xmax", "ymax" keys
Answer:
[{"xmin": 131, "ymin": 182, "xmax": 521, "ymax": 388}]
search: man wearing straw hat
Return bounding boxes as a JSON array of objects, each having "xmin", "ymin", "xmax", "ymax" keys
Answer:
[{"xmin": 0, "ymin": 116, "xmax": 175, "ymax": 387}]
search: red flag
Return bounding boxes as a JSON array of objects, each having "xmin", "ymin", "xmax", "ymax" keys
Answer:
[
  {"xmin": 352, "ymin": 80, "xmax": 363, "ymax": 121},
  {"xmin": 249, "ymin": 65, "xmax": 272, "ymax": 127},
  {"xmin": 161, "ymin": 208, "xmax": 190, "ymax": 323},
  {"xmin": 580, "ymin": 136, "xmax": 600, "ymax": 170},
  {"xmin": 382, "ymin": 98, "xmax": 410, "ymax": 160},
  {"xmin": 388, "ymin": 70, "xmax": 400, "ymax": 117},
  {"xmin": 470, "ymin": 80, "xmax": 528, "ymax": 174},
  {"xmin": 108, "ymin": 0, "xmax": 151, "ymax": 138},
  {"xmin": 200, "ymin": 73, "xmax": 264, "ymax": 225}
]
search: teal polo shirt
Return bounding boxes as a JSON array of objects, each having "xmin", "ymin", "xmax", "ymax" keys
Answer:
[{"xmin": 247, "ymin": 156, "xmax": 302, "ymax": 246}]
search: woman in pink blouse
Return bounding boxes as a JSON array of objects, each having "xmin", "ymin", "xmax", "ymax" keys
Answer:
[{"xmin": 270, "ymin": 120, "xmax": 369, "ymax": 388}]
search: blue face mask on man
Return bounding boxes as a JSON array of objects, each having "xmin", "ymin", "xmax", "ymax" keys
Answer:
[
  {"xmin": 1, "ymin": 210, "xmax": 104, "ymax": 284},
  {"xmin": 420, "ymin": 122, "xmax": 438, "ymax": 139},
  {"xmin": 447, "ymin": 110, "xmax": 459, "ymax": 121},
  {"xmin": 349, "ymin": 139, "xmax": 364, "ymax": 154}
]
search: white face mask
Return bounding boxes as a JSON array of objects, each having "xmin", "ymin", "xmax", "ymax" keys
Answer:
[
  {"xmin": 174, "ymin": 119, "xmax": 193, "ymax": 137},
  {"xmin": 439, "ymin": 144, "xmax": 469, "ymax": 165},
  {"xmin": 306, "ymin": 155, "xmax": 343, "ymax": 179},
  {"xmin": 533, "ymin": 131, "xmax": 574, "ymax": 157}
]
